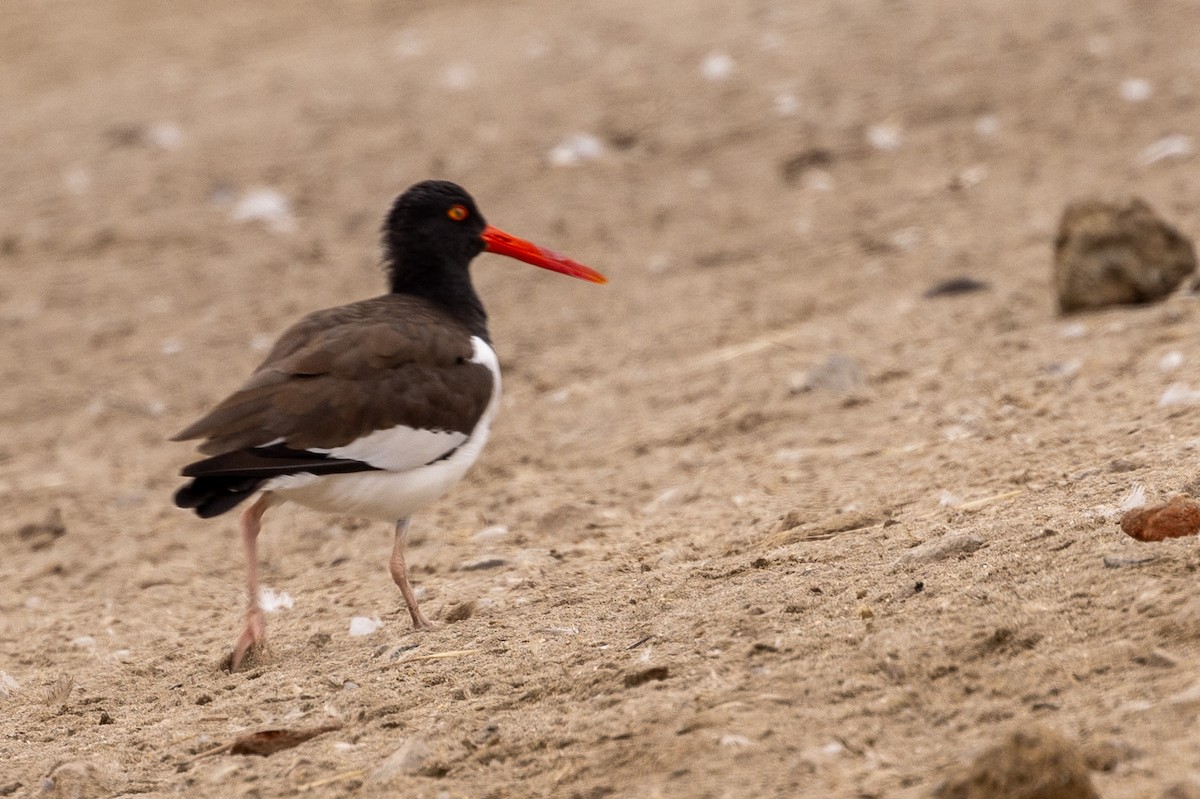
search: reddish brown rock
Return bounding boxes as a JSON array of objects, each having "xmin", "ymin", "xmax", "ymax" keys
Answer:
[{"xmin": 1121, "ymin": 495, "xmax": 1200, "ymax": 542}]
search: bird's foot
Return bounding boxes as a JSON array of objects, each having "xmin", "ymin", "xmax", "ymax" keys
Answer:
[
  {"xmin": 226, "ymin": 609, "xmax": 266, "ymax": 672},
  {"xmin": 409, "ymin": 609, "xmax": 438, "ymax": 631}
]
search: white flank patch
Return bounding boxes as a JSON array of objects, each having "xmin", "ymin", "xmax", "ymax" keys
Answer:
[
  {"xmin": 349, "ymin": 616, "xmax": 383, "ymax": 637},
  {"xmin": 258, "ymin": 587, "xmax": 294, "ymax": 613},
  {"xmin": 313, "ymin": 425, "xmax": 466, "ymax": 472},
  {"xmin": 269, "ymin": 337, "xmax": 502, "ymax": 523}
]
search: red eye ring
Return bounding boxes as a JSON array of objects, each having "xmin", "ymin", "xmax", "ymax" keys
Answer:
[{"xmin": 447, "ymin": 204, "xmax": 469, "ymax": 221}]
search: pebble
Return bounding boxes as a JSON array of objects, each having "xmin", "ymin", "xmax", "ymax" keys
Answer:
[
  {"xmin": 790, "ymin": 354, "xmax": 865, "ymax": 394},
  {"xmin": 894, "ymin": 533, "xmax": 983, "ymax": 566},
  {"xmin": 1120, "ymin": 78, "xmax": 1153, "ymax": 102},
  {"xmin": 1055, "ymin": 197, "xmax": 1196, "ymax": 314},
  {"xmin": 1159, "ymin": 383, "xmax": 1200, "ymax": 407},
  {"xmin": 1139, "ymin": 134, "xmax": 1193, "ymax": 166},
  {"xmin": 470, "ymin": 525, "xmax": 509, "ymax": 542},
  {"xmin": 1102, "ymin": 555, "xmax": 1156, "ymax": 568},
  {"xmin": 231, "ymin": 188, "xmax": 296, "ymax": 233},
  {"xmin": 924, "ymin": 277, "xmax": 990, "ymax": 298},
  {"xmin": 933, "ymin": 724, "xmax": 1099, "ymax": 799},
  {"xmin": 548, "ymin": 134, "xmax": 605, "ymax": 167},
  {"xmin": 369, "ymin": 738, "xmax": 432, "ymax": 782},
  {"xmin": 458, "ymin": 557, "xmax": 507, "ymax": 571},
  {"xmin": 867, "ymin": 124, "xmax": 902, "ymax": 152},
  {"xmin": 700, "ymin": 52, "xmax": 735, "ymax": 81}
]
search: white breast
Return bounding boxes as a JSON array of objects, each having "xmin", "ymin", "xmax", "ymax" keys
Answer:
[{"xmin": 265, "ymin": 336, "xmax": 501, "ymax": 522}]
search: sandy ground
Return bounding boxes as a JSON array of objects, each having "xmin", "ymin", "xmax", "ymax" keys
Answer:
[{"xmin": 2, "ymin": 1, "xmax": 1199, "ymax": 797}]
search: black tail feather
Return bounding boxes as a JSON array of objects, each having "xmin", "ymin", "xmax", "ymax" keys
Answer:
[
  {"xmin": 174, "ymin": 444, "xmax": 380, "ymax": 518},
  {"xmin": 174, "ymin": 476, "xmax": 265, "ymax": 518}
]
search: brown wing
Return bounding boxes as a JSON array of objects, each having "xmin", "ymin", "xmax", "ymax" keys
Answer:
[{"xmin": 172, "ymin": 295, "xmax": 494, "ymax": 457}]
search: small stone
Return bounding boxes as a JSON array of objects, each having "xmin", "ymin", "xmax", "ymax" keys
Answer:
[
  {"xmin": 894, "ymin": 533, "xmax": 984, "ymax": 566},
  {"xmin": 1143, "ymin": 647, "xmax": 1179, "ymax": 668},
  {"xmin": 1120, "ymin": 78, "xmax": 1153, "ymax": 102},
  {"xmin": 459, "ymin": 557, "xmax": 507, "ymax": 571},
  {"xmin": 1159, "ymin": 383, "xmax": 1200, "ymax": 407},
  {"xmin": 1139, "ymin": 134, "xmax": 1193, "ymax": 166},
  {"xmin": 1054, "ymin": 197, "xmax": 1196, "ymax": 314},
  {"xmin": 779, "ymin": 149, "xmax": 834, "ymax": 184},
  {"xmin": 719, "ymin": 734, "xmax": 754, "ymax": 747},
  {"xmin": 0, "ymin": 673, "xmax": 18, "ymax": 699},
  {"xmin": 17, "ymin": 508, "xmax": 66, "ymax": 551},
  {"xmin": 385, "ymin": 643, "xmax": 420, "ymax": 661},
  {"xmin": 924, "ymin": 277, "xmax": 990, "ymax": 298},
  {"xmin": 443, "ymin": 601, "xmax": 474, "ymax": 622},
  {"xmin": 933, "ymin": 724, "xmax": 1099, "ymax": 799},
  {"xmin": 1102, "ymin": 555, "xmax": 1156, "ymax": 568},
  {"xmin": 98, "ymin": 711, "xmax": 113, "ymax": 725},
  {"xmin": 369, "ymin": 738, "xmax": 432, "ymax": 782},
  {"xmin": 470, "ymin": 525, "xmax": 509, "ymax": 542},
  {"xmin": 471, "ymin": 721, "xmax": 500, "ymax": 747},
  {"xmin": 1080, "ymin": 738, "xmax": 1137, "ymax": 773},
  {"xmin": 231, "ymin": 188, "xmax": 296, "ymax": 233},
  {"xmin": 700, "ymin": 52, "xmax": 735, "ymax": 81},
  {"xmin": 790, "ymin": 354, "xmax": 865, "ymax": 394},
  {"xmin": 867, "ymin": 123, "xmax": 902, "ymax": 152},
  {"xmin": 1121, "ymin": 495, "xmax": 1200, "ymax": 542},
  {"xmin": 548, "ymin": 134, "xmax": 605, "ymax": 167},
  {"xmin": 623, "ymin": 666, "xmax": 670, "ymax": 688}
]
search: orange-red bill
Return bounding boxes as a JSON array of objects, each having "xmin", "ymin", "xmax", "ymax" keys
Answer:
[{"xmin": 481, "ymin": 225, "xmax": 607, "ymax": 284}]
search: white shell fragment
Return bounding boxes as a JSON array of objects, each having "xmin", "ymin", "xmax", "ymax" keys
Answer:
[
  {"xmin": 232, "ymin": 188, "xmax": 296, "ymax": 233},
  {"xmin": 349, "ymin": 616, "xmax": 383, "ymax": 637},
  {"xmin": 1138, "ymin": 134, "xmax": 1193, "ymax": 166},
  {"xmin": 258, "ymin": 587, "xmax": 294, "ymax": 613}
]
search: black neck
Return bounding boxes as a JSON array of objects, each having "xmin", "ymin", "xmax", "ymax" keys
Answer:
[{"xmin": 387, "ymin": 254, "xmax": 491, "ymax": 343}]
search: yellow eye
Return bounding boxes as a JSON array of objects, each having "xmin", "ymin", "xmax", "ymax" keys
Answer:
[{"xmin": 447, "ymin": 204, "xmax": 469, "ymax": 221}]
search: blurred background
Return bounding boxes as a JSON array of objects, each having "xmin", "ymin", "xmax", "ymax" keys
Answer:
[{"xmin": 3, "ymin": 1, "xmax": 1200, "ymax": 797}]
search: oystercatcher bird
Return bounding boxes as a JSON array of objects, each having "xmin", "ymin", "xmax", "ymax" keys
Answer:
[{"xmin": 172, "ymin": 180, "xmax": 605, "ymax": 669}]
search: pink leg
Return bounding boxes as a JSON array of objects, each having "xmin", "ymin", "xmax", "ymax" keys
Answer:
[
  {"xmin": 230, "ymin": 493, "xmax": 273, "ymax": 670},
  {"xmin": 390, "ymin": 518, "xmax": 435, "ymax": 630}
]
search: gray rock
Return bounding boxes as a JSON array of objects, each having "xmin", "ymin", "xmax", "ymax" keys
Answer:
[
  {"xmin": 369, "ymin": 738, "xmax": 432, "ymax": 783},
  {"xmin": 894, "ymin": 533, "xmax": 983, "ymax": 566},
  {"xmin": 1054, "ymin": 197, "xmax": 1195, "ymax": 314}
]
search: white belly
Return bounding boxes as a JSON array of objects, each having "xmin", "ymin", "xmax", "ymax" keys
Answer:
[{"xmin": 264, "ymin": 336, "xmax": 501, "ymax": 522}]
